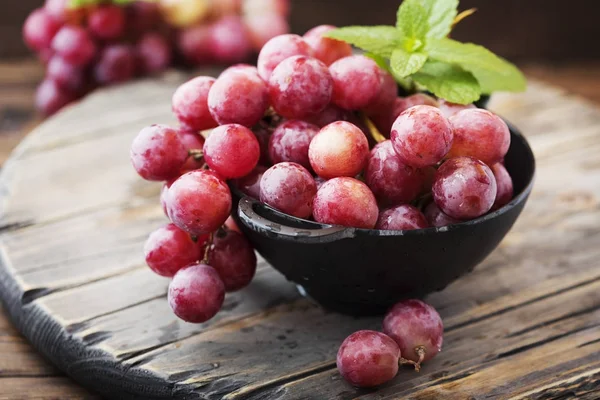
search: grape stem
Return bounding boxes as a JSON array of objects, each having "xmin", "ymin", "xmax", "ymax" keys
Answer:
[
  {"xmin": 202, "ymin": 232, "xmax": 214, "ymax": 264},
  {"xmin": 399, "ymin": 346, "xmax": 426, "ymax": 372}
]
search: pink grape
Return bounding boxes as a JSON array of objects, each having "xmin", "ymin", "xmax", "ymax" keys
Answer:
[
  {"xmin": 243, "ymin": 0, "xmax": 289, "ymax": 16},
  {"xmin": 127, "ymin": 0, "xmax": 161, "ymax": 34},
  {"xmin": 313, "ymin": 177, "xmax": 379, "ymax": 229},
  {"xmin": 219, "ymin": 64, "xmax": 257, "ymax": 77},
  {"xmin": 172, "ymin": 77, "xmax": 218, "ymax": 131},
  {"xmin": 253, "ymin": 126, "xmax": 272, "ymax": 166},
  {"xmin": 364, "ymin": 69, "xmax": 397, "ymax": 116},
  {"xmin": 209, "ymin": 16, "xmax": 253, "ymax": 64},
  {"xmin": 337, "ymin": 330, "xmax": 400, "ymax": 388},
  {"xmin": 365, "ymin": 140, "xmax": 424, "ymax": 206},
  {"xmin": 178, "ymin": 129, "xmax": 205, "ymax": 171},
  {"xmin": 35, "ymin": 79, "xmax": 76, "ymax": 116},
  {"xmin": 257, "ymin": 34, "xmax": 312, "ymax": 81},
  {"xmin": 309, "ymin": 121, "xmax": 369, "ymax": 179},
  {"xmin": 448, "ymin": 109, "xmax": 511, "ymax": 165},
  {"xmin": 144, "ymin": 223, "xmax": 202, "ymax": 277},
  {"xmin": 208, "ymin": 68, "xmax": 268, "ymax": 127},
  {"xmin": 268, "ymin": 56, "xmax": 333, "ymax": 119},
  {"xmin": 305, "ymin": 104, "xmax": 350, "ymax": 128},
  {"xmin": 269, "ymin": 120, "xmax": 319, "ymax": 169},
  {"xmin": 203, "ymin": 124, "xmax": 260, "ymax": 179},
  {"xmin": 437, "ymin": 99, "xmax": 476, "ymax": 118},
  {"xmin": 94, "ymin": 45, "xmax": 137, "ymax": 85},
  {"xmin": 160, "ymin": 179, "xmax": 176, "ymax": 217},
  {"xmin": 47, "ymin": 57, "xmax": 85, "ymax": 93},
  {"xmin": 166, "ymin": 170, "xmax": 232, "ymax": 235},
  {"xmin": 424, "ymin": 202, "xmax": 460, "ymax": 228},
  {"xmin": 178, "ymin": 25, "xmax": 215, "ymax": 65},
  {"xmin": 260, "ymin": 162, "xmax": 317, "ymax": 219},
  {"xmin": 23, "ymin": 8, "xmax": 61, "ymax": 52},
  {"xmin": 244, "ymin": 12, "xmax": 289, "ymax": 49},
  {"xmin": 303, "ymin": 25, "xmax": 352, "ymax": 66},
  {"xmin": 376, "ymin": 205, "xmax": 428, "ymax": 231},
  {"xmin": 44, "ymin": 0, "xmax": 69, "ymax": 22},
  {"xmin": 371, "ymin": 94, "xmax": 439, "ymax": 137},
  {"xmin": 130, "ymin": 124, "xmax": 188, "ymax": 181},
  {"xmin": 432, "ymin": 157, "xmax": 497, "ymax": 220},
  {"xmin": 168, "ymin": 263, "xmax": 225, "ymax": 323},
  {"xmin": 88, "ymin": 5, "xmax": 126, "ymax": 40},
  {"xmin": 383, "ymin": 299, "xmax": 444, "ymax": 366},
  {"xmin": 234, "ymin": 166, "xmax": 267, "ymax": 199},
  {"xmin": 136, "ymin": 33, "xmax": 172, "ymax": 74},
  {"xmin": 491, "ymin": 162, "xmax": 514, "ymax": 210},
  {"xmin": 208, "ymin": 229, "xmax": 257, "ymax": 292},
  {"xmin": 329, "ymin": 55, "xmax": 381, "ymax": 110},
  {"xmin": 391, "ymin": 105, "xmax": 454, "ymax": 168},
  {"xmin": 51, "ymin": 25, "xmax": 96, "ymax": 67}
]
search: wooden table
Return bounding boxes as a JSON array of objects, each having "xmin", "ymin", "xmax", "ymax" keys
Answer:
[{"xmin": 0, "ymin": 60, "xmax": 599, "ymax": 399}]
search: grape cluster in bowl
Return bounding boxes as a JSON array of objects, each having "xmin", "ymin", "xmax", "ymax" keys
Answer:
[
  {"xmin": 23, "ymin": 0, "xmax": 290, "ymax": 116},
  {"xmin": 131, "ymin": 28, "xmax": 516, "ymax": 325}
]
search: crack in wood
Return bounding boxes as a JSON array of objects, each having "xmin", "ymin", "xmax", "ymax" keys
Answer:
[{"xmin": 506, "ymin": 304, "xmax": 600, "ymax": 338}]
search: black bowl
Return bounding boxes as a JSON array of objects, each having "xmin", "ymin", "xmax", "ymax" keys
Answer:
[{"xmin": 232, "ymin": 123, "xmax": 535, "ymax": 316}]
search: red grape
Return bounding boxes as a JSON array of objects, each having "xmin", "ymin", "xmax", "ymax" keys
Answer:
[
  {"xmin": 391, "ymin": 105, "xmax": 454, "ymax": 168},
  {"xmin": 383, "ymin": 299, "xmax": 444, "ymax": 367},
  {"xmin": 172, "ymin": 77, "xmax": 218, "ymax": 131},
  {"xmin": 448, "ymin": 109, "xmax": 511, "ymax": 165},
  {"xmin": 144, "ymin": 223, "xmax": 203, "ymax": 277},
  {"xmin": 88, "ymin": 5, "xmax": 126, "ymax": 40},
  {"xmin": 370, "ymin": 94, "xmax": 438, "ymax": 137},
  {"xmin": 219, "ymin": 64, "xmax": 257, "ymax": 77},
  {"xmin": 178, "ymin": 25, "xmax": 215, "ymax": 65},
  {"xmin": 260, "ymin": 162, "xmax": 317, "ymax": 219},
  {"xmin": 303, "ymin": 25, "xmax": 352, "ymax": 66},
  {"xmin": 203, "ymin": 124, "xmax": 260, "ymax": 179},
  {"xmin": 243, "ymin": 0, "xmax": 290, "ymax": 17},
  {"xmin": 136, "ymin": 33, "xmax": 172, "ymax": 74},
  {"xmin": 47, "ymin": 56, "xmax": 85, "ymax": 93},
  {"xmin": 244, "ymin": 12, "xmax": 289, "ymax": 49},
  {"xmin": 208, "ymin": 68, "xmax": 268, "ymax": 127},
  {"xmin": 490, "ymin": 162, "xmax": 514, "ymax": 210},
  {"xmin": 365, "ymin": 140, "xmax": 424, "ymax": 206},
  {"xmin": 432, "ymin": 157, "xmax": 497, "ymax": 220},
  {"xmin": 329, "ymin": 55, "xmax": 381, "ymax": 110},
  {"xmin": 337, "ymin": 330, "xmax": 400, "ymax": 388},
  {"xmin": 364, "ymin": 69, "xmax": 397, "ymax": 116},
  {"xmin": 313, "ymin": 177, "xmax": 379, "ymax": 229},
  {"xmin": 401, "ymin": 93, "xmax": 439, "ymax": 110},
  {"xmin": 178, "ymin": 129, "xmax": 206, "ymax": 171},
  {"xmin": 269, "ymin": 120, "xmax": 319, "ymax": 169},
  {"xmin": 127, "ymin": 1, "xmax": 161, "ymax": 34},
  {"xmin": 130, "ymin": 125, "xmax": 188, "ymax": 181},
  {"xmin": 44, "ymin": 0, "xmax": 69, "ymax": 22},
  {"xmin": 376, "ymin": 205, "xmax": 428, "ymax": 231},
  {"xmin": 208, "ymin": 229, "xmax": 257, "ymax": 292},
  {"xmin": 225, "ymin": 216, "xmax": 242, "ymax": 233},
  {"xmin": 309, "ymin": 121, "xmax": 369, "ymax": 179},
  {"xmin": 268, "ymin": 56, "xmax": 333, "ymax": 119},
  {"xmin": 23, "ymin": 8, "xmax": 61, "ymax": 52},
  {"xmin": 253, "ymin": 125, "xmax": 272, "ymax": 166},
  {"xmin": 160, "ymin": 179, "xmax": 176, "ymax": 218},
  {"xmin": 168, "ymin": 263, "xmax": 225, "ymax": 323},
  {"xmin": 35, "ymin": 79, "xmax": 76, "ymax": 116},
  {"xmin": 234, "ymin": 165, "xmax": 267, "ymax": 199},
  {"xmin": 305, "ymin": 104, "xmax": 350, "ymax": 128},
  {"xmin": 166, "ymin": 170, "xmax": 232, "ymax": 235},
  {"xmin": 437, "ymin": 99, "xmax": 476, "ymax": 118},
  {"xmin": 209, "ymin": 16, "xmax": 253, "ymax": 64},
  {"xmin": 51, "ymin": 25, "xmax": 97, "ymax": 67},
  {"xmin": 94, "ymin": 45, "xmax": 137, "ymax": 85},
  {"xmin": 257, "ymin": 34, "xmax": 312, "ymax": 81},
  {"xmin": 424, "ymin": 202, "xmax": 460, "ymax": 228}
]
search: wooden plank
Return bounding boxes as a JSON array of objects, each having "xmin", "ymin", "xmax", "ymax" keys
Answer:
[{"xmin": 0, "ymin": 377, "xmax": 101, "ymax": 400}]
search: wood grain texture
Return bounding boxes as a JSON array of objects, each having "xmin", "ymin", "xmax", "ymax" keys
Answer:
[{"xmin": 0, "ymin": 76, "xmax": 599, "ymax": 399}]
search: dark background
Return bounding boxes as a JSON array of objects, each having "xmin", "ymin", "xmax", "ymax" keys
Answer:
[{"xmin": 2, "ymin": 0, "xmax": 599, "ymax": 62}]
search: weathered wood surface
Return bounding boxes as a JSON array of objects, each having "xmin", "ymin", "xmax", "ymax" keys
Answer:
[{"xmin": 0, "ymin": 75, "xmax": 599, "ymax": 399}]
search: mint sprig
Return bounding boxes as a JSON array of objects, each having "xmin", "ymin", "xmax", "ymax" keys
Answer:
[{"xmin": 326, "ymin": 0, "xmax": 526, "ymax": 104}]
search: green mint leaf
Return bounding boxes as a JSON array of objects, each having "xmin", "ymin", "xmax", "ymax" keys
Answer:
[
  {"xmin": 427, "ymin": 38, "xmax": 526, "ymax": 93},
  {"xmin": 412, "ymin": 60, "xmax": 481, "ymax": 104},
  {"xmin": 325, "ymin": 26, "xmax": 401, "ymax": 58},
  {"xmin": 390, "ymin": 48, "xmax": 428, "ymax": 78},
  {"xmin": 396, "ymin": 0, "xmax": 429, "ymax": 45},
  {"xmin": 420, "ymin": 0, "xmax": 459, "ymax": 39}
]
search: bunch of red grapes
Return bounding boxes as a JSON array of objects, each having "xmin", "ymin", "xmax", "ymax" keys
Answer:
[
  {"xmin": 131, "ymin": 28, "xmax": 513, "ymax": 384},
  {"xmin": 23, "ymin": 0, "xmax": 290, "ymax": 116}
]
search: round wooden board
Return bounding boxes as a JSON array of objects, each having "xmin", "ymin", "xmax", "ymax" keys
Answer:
[{"xmin": 1, "ymin": 75, "xmax": 600, "ymax": 400}]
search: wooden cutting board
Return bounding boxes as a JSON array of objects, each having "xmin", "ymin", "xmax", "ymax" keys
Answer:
[{"xmin": 0, "ymin": 75, "xmax": 599, "ymax": 399}]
